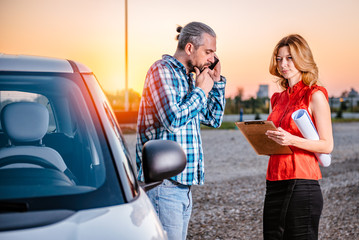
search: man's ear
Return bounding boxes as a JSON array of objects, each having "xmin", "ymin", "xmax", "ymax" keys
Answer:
[{"xmin": 184, "ymin": 43, "xmax": 194, "ymax": 56}]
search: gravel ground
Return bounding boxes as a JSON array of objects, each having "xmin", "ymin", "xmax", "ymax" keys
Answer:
[{"xmin": 123, "ymin": 122, "xmax": 359, "ymax": 240}]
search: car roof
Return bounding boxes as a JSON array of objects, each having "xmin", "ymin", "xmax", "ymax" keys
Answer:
[{"xmin": 0, "ymin": 53, "xmax": 92, "ymax": 73}]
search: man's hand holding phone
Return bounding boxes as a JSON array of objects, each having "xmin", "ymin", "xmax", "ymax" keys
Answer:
[
  {"xmin": 194, "ymin": 55, "xmax": 222, "ymax": 96},
  {"xmin": 194, "ymin": 67, "xmax": 214, "ymax": 97},
  {"xmin": 208, "ymin": 55, "xmax": 221, "ymax": 82}
]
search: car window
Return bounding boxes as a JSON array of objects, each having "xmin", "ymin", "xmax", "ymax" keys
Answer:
[
  {"xmin": 0, "ymin": 75, "xmax": 106, "ymax": 200},
  {"xmin": 82, "ymin": 74, "xmax": 139, "ymax": 198},
  {"xmin": 103, "ymin": 101, "xmax": 138, "ymax": 196}
]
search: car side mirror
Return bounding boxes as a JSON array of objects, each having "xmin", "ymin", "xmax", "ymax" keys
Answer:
[{"xmin": 141, "ymin": 140, "xmax": 186, "ymax": 191}]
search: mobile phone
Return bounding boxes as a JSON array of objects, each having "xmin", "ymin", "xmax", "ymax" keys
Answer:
[{"xmin": 209, "ymin": 56, "xmax": 219, "ymax": 70}]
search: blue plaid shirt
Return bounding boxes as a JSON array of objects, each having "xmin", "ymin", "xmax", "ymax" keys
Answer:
[{"xmin": 136, "ymin": 55, "xmax": 226, "ymax": 185}]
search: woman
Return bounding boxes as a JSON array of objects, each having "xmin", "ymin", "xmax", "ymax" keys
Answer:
[{"xmin": 264, "ymin": 34, "xmax": 333, "ymax": 239}]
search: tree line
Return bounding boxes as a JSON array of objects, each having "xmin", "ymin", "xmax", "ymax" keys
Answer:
[{"xmin": 105, "ymin": 88, "xmax": 359, "ymax": 115}]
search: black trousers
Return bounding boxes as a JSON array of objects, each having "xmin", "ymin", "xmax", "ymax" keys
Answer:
[{"xmin": 263, "ymin": 179, "xmax": 323, "ymax": 240}]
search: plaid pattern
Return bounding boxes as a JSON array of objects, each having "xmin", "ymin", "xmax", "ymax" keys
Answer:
[{"xmin": 136, "ymin": 55, "xmax": 226, "ymax": 185}]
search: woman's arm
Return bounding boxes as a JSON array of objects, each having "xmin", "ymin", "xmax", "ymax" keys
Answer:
[{"xmin": 266, "ymin": 90, "xmax": 334, "ymax": 154}]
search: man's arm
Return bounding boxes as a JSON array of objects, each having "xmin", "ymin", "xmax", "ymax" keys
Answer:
[
  {"xmin": 147, "ymin": 63, "xmax": 207, "ymax": 133},
  {"xmin": 199, "ymin": 77, "xmax": 226, "ymax": 128}
]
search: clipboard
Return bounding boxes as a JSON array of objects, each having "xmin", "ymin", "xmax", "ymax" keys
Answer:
[{"xmin": 235, "ymin": 120, "xmax": 293, "ymax": 155}]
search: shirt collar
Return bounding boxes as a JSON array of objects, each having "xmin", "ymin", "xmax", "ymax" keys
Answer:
[
  {"xmin": 287, "ymin": 80, "xmax": 305, "ymax": 95},
  {"xmin": 162, "ymin": 54, "xmax": 187, "ymax": 73}
]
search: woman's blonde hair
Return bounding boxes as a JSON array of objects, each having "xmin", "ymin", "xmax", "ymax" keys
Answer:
[{"xmin": 269, "ymin": 34, "xmax": 318, "ymax": 90}]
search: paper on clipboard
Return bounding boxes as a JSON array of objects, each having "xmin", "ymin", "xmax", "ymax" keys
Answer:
[{"xmin": 235, "ymin": 120, "xmax": 293, "ymax": 155}]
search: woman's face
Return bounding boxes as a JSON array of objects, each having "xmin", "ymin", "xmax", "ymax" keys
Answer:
[{"xmin": 276, "ymin": 46, "xmax": 301, "ymax": 82}]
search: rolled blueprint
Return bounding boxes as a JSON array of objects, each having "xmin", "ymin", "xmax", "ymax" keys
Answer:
[{"xmin": 291, "ymin": 109, "xmax": 331, "ymax": 167}]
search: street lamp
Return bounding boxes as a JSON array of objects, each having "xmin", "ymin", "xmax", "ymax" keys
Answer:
[{"xmin": 124, "ymin": 0, "xmax": 129, "ymax": 111}]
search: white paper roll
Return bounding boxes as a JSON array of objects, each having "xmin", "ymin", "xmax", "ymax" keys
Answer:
[{"xmin": 291, "ymin": 109, "xmax": 331, "ymax": 167}]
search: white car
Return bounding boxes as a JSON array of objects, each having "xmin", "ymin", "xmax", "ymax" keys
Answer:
[{"xmin": 0, "ymin": 54, "xmax": 186, "ymax": 239}]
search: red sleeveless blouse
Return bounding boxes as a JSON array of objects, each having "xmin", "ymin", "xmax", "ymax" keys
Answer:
[{"xmin": 266, "ymin": 80, "xmax": 328, "ymax": 181}]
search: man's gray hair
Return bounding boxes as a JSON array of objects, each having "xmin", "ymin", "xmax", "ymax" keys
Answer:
[{"xmin": 176, "ymin": 22, "xmax": 216, "ymax": 50}]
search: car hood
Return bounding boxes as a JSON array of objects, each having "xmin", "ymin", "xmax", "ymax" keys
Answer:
[{"xmin": 0, "ymin": 189, "xmax": 167, "ymax": 240}]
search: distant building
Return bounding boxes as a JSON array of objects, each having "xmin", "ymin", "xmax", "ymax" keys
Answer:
[
  {"xmin": 257, "ymin": 84, "xmax": 269, "ymax": 99},
  {"xmin": 348, "ymin": 88, "xmax": 358, "ymax": 98},
  {"xmin": 346, "ymin": 88, "xmax": 359, "ymax": 108},
  {"xmin": 329, "ymin": 87, "xmax": 359, "ymax": 109}
]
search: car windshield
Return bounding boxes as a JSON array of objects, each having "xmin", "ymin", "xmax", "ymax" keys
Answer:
[{"xmin": 0, "ymin": 73, "xmax": 124, "ymax": 208}]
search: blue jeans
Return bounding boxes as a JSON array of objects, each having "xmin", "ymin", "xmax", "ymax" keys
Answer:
[{"xmin": 146, "ymin": 179, "xmax": 192, "ymax": 240}]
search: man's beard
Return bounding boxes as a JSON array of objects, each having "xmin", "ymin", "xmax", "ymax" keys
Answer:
[{"xmin": 187, "ymin": 60, "xmax": 208, "ymax": 73}]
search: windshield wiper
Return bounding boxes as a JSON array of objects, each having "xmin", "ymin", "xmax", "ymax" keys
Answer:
[{"xmin": 0, "ymin": 201, "xmax": 29, "ymax": 213}]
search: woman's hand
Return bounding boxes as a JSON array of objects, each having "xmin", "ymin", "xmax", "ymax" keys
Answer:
[{"xmin": 266, "ymin": 127, "xmax": 296, "ymax": 146}]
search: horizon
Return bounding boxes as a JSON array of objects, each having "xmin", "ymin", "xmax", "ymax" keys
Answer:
[
  {"xmin": 107, "ymin": 84, "xmax": 359, "ymax": 100},
  {"xmin": 1, "ymin": 0, "xmax": 358, "ymax": 99}
]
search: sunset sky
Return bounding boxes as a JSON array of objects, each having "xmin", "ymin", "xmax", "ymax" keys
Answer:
[{"xmin": 1, "ymin": 0, "xmax": 359, "ymax": 99}]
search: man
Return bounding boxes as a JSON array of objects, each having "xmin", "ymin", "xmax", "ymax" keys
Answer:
[{"xmin": 136, "ymin": 21, "xmax": 226, "ymax": 240}]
